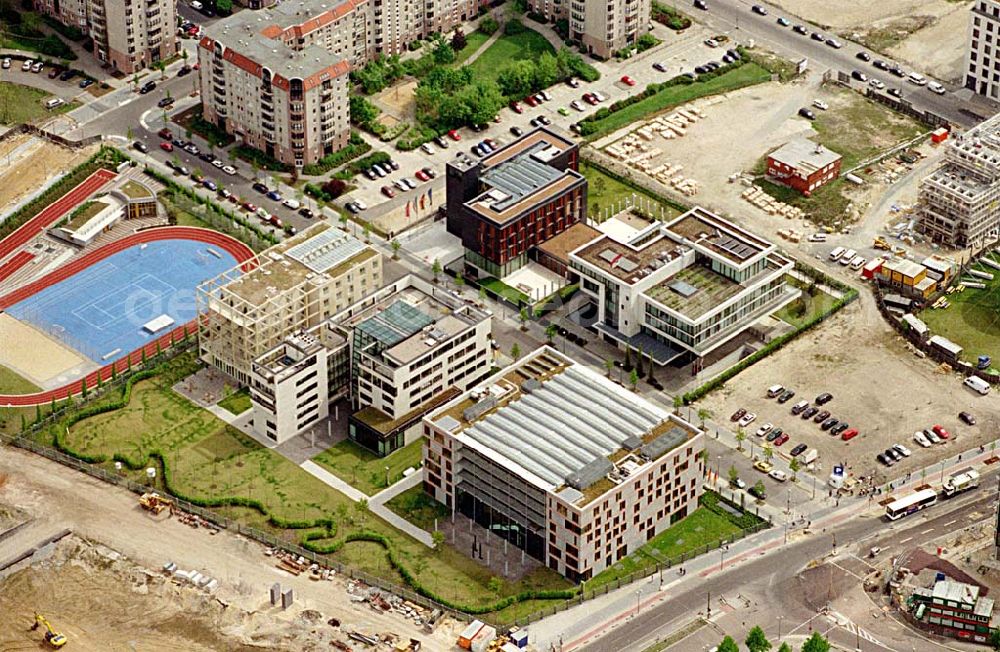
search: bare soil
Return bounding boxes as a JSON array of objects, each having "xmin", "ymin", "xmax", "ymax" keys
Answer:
[{"xmin": 0, "ymin": 137, "xmax": 97, "ymax": 221}]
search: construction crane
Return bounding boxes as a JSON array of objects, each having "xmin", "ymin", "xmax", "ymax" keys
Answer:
[
  {"xmin": 30, "ymin": 613, "xmax": 67, "ymax": 648},
  {"xmin": 139, "ymin": 492, "xmax": 174, "ymax": 515}
]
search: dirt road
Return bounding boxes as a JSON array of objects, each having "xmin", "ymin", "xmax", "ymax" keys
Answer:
[{"xmin": 0, "ymin": 448, "xmax": 461, "ymax": 651}]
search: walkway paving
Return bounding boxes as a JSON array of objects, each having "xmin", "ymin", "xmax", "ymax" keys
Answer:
[
  {"xmin": 299, "ymin": 460, "xmax": 368, "ymax": 502},
  {"xmin": 370, "ymin": 469, "xmax": 423, "ymax": 505}
]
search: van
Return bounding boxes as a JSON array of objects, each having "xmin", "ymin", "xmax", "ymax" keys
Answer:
[
  {"xmin": 829, "ymin": 246, "xmax": 845, "ymax": 261},
  {"xmin": 802, "ymin": 448, "xmax": 819, "ymax": 465},
  {"xmin": 766, "ymin": 384, "xmax": 784, "ymax": 398},
  {"xmin": 839, "ymin": 249, "xmax": 857, "ymax": 265},
  {"xmin": 808, "ymin": 233, "xmax": 827, "ymax": 243},
  {"xmin": 44, "ymin": 98, "xmax": 64, "ymax": 109},
  {"xmin": 964, "ymin": 376, "xmax": 991, "ymax": 395},
  {"xmin": 850, "ymin": 256, "xmax": 866, "ymax": 270},
  {"xmin": 908, "ymin": 72, "xmax": 927, "ymax": 86}
]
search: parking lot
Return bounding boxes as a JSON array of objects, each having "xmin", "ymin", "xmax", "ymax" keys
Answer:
[
  {"xmin": 0, "ymin": 58, "xmax": 96, "ymax": 104},
  {"xmin": 698, "ymin": 292, "xmax": 1000, "ymax": 486}
]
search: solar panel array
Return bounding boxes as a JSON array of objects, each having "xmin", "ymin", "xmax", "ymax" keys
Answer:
[
  {"xmin": 357, "ymin": 300, "xmax": 434, "ymax": 348},
  {"xmin": 284, "ymin": 228, "xmax": 367, "ymax": 274},
  {"xmin": 461, "ymin": 365, "xmax": 665, "ymax": 488},
  {"xmin": 711, "ymin": 234, "xmax": 757, "ymax": 261}
]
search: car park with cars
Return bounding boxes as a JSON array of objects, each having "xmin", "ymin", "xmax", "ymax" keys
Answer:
[{"xmin": 738, "ymin": 412, "xmax": 757, "ymax": 427}]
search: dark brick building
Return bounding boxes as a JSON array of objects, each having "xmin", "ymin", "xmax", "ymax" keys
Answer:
[{"xmin": 446, "ymin": 127, "xmax": 587, "ymax": 279}]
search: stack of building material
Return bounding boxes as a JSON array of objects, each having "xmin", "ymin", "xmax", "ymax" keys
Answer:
[
  {"xmin": 740, "ymin": 185, "xmax": 805, "ymax": 219},
  {"xmin": 967, "ymin": 269, "xmax": 994, "ymax": 280}
]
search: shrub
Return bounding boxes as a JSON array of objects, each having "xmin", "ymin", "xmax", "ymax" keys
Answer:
[
  {"xmin": 300, "ymin": 132, "xmax": 371, "ymax": 176},
  {"xmin": 232, "ymin": 145, "xmax": 292, "ymax": 172},
  {"xmin": 322, "ymin": 178, "xmax": 347, "ymax": 198},
  {"xmin": 505, "ymin": 19, "xmax": 526, "ymax": 35},
  {"xmin": 216, "ymin": 0, "xmax": 233, "ymax": 15},
  {"xmin": 636, "ymin": 33, "xmax": 659, "ymax": 52},
  {"xmin": 396, "ymin": 124, "xmax": 439, "ymax": 151},
  {"xmin": 479, "ymin": 16, "xmax": 499, "ymax": 35}
]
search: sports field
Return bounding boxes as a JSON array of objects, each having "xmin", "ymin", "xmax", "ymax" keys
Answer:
[
  {"xmin": 921, "ymin": 252, "xmax": 1000, "ymax": 365},
  {"xmin": 5, "ymin": 240, "xmax": 236, "ymax": 364}
]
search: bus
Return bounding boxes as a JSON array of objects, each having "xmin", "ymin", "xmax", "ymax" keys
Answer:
[{"xmin": 885, "ymin": 488, "xmax": 938, "ymax": 520}]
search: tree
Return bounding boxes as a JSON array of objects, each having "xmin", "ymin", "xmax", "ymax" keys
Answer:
[
  {"xmin": 497, "ymin": 60, "xmax": 536, "ymax": 99},
  {"xmin": 431, "ymin": 530, "xmax": 446, "ymax": 551},
  {"xmin": 623, "ymin": 346, "xmax": 632, "ymax": 371},
  {"xmin": 717, "ymin": 636, "xmax": 739, "ymax": 652},
  {"xmin": 629, "ymin": 369, "xmax": 639, "ymax": 391},
  {"xmin": 672, "ymin": 395, "xmax": 683, "ymax": 414},
  {"xmin": 156, "ymin": 60, "xmax": 166, "ymax": 80},
  {"xmin": 727, "ymin": 465, "xmax": 739, "ymax": 487},
  {"xmin": 510, "ymin": 343, "xmax": 521, "ymax": 361},
  {"xmin": 362, "ymin": 222, "xmax": 371, "ymax": 243},
  {"xmin": 801, "ymin": 632, "xmax": 830, "ymax": 652},
  {"xmin": 451, "ymin": 28, "xmax": 467, "ymax": 52},
  {"xmin": 431, "ymin": 258, "xmax": 442, "ymax": 281},
  {"xmin": 604, "ymin": 358, "xmax": 614, "ymax": 377},
  {"xmin": 752, "ymin": 480, "xmax": 766, "ymax": 500},
  {"xmin": 216, "ymin": 0, "xmax": 233, "ymax": 15},
  {"xmin": 432, "ymin": 36, "xmax": 456, "ymax": 64},
  {"xmin": 745, "ymin": 626, "xmax": 771, "ymax": 652},
  {"xmin": 355, "ymin": 498, "xmax": 368, "ymax": 525},
  {"xmin": 350, "ymin": 95, "xmax": 381, "ymax": 127},
  {"xmin": 132, "ymin": 73, "xmax": 140, "ymax": 90},
  {"xmin": 391, "ymin": 239, "xmax": 401, "ymax": 259},
  {"xmin": 777, "ymin": 644, "xmax": 792, "ymax": 652},
  {"xmin": 697, "ymin": 408, "xmax": 712, "ymax": 429},
  {"xmin": 646, "ymin": 356, "xmax": 656, "ymax": 384},
  {"xmin": 788, "ymin": 457, "xmax": 800, "ymax": 481},
  {"xmin": 545, "ymin": 323, "xmax": 558, "ymax": 343},
  {"xmin": 479, "ymin": 15, "xmax": 499, "ymax": 35},
  {"xmin": 534, "ymin": 52, "xmax": 559, "ymax": 89},
  {"xmin": 479, "ymin": 286, "xmax": 488, "ymax": 302},
  {"xmin": 735, "ymin": 428, "xmax": 746, "ymax": 451},
  {"xmin": 635, "ymin": 346, "xmax": 644, "ymax": 376},
  {"xmin": 519, "ymin": 308, "xmax": 529, "ymax": 331},
  {"xmin": 763, "ymin": 444, "xmax": 774, "ymax": 462}
]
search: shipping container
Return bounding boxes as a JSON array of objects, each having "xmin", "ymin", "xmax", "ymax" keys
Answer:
[
  {"xmin": 470, "ymin": 626, "xmax": 497, "ymax": 652},
  {"xmin": 862, "ymin": 257, "xmax": 885, "ymax": 280},
  {"xmin": 459, "ymin": 621, "xmax": 485, "ymax": 650}
]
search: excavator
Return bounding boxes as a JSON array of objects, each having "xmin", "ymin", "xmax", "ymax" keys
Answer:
[{"xmin": 30, "ymin": 613, "xmax": 67, "ymax": 648}]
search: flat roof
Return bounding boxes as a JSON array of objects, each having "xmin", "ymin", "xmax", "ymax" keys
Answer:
[
  {"xmin": 466, "ymin": 168, "xmax": 584, "ymax": 225},
  {"xmin": 665, "ymin": 207, "xmax": 770, "ymax": 264},
  {"xmin": 118, "ymin": 180, "xmax": 154, "ymax": 200},
  {"xmin": 932, "ymin": 580, "xmax": 979, "ymax": 605},
  {"xmin": 535, "ymin": 222, "xmax": 601, "ymax": 264},
  {"xmin": 480, "ymin": 127, "xmax": 575, "ymax": 169},
  {"xmin": 768, "ymin": 138, "xmax": 841, "ymax": 174},
  {"xmin": 430, "ymin": 348, "xmax": 698, "ymax": 496},
  {"xmin": 881, "ymin": 258, "xmax": 926, "ymax": 279},
  {"xmin": 573, "ymin": 227, "xmax": 688, "ymax": 284},
  {"xmin": 354, "ymin": 387, "xmax": 461, "ymax": 435}
]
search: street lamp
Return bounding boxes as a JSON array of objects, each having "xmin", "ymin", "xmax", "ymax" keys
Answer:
[
  {"xmin": 777, "ymin": 615, "xmax": 783, "ymax": 641},
  {"xmin": 635, "ymin": 589, "xmax": 642, "ymax": 616}
]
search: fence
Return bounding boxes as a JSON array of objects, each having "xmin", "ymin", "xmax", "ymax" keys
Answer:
[{"xmin": 0, "ymin": 123, "xmax": 102, "ymax": 150}]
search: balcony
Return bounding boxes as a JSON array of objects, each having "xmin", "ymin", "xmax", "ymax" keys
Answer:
[{"xmin": 212, "ymin": 84, "xmax": 226, "ymax": 96}]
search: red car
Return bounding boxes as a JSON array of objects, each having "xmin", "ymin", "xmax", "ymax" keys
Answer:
[
  {"xmin": 157, "ymin": 127, "xmax": 172, "ymax": 139},
  {"xmin": 730, "ymin": 408, "xmax": 746, "ymax": 422},
  {"xmin": 381, "ymin": 185, "xmax": 396, "ymax": 198},
  {"xmin": 582, "ymin": 93, "xmax": 599, "ymax": 105},
  {"xmin": 448, "ymin": 129, "xmax": 461, "ymax": 141},
  {"xmin": 159, "ymin": 141, "xmax": 173, "ymax": 152},
  {"xmin": 509, "ymin": 101, "xmax": 523, "ymax": 114},
  {"xmin": 841, "ymin": 428, "xmax": 859, "ymax": 441},
  {"xmin": 621, "ymin": 75, "xmax": 637, "ymax": 86},
  {"xmin": 241, "ymin": 201, "xmax": 257, "ymax": 212},
  {"xmin": 415, "ymin": 169, "xmax": 430, "ymax": 181},
  {"xmin": 523, "ymin": 95, "xmax": 540, "ymax": 107},
  {"xmin": 932, "ymin": 424, "xmax": 950, "ymax": 439},
  {"xmin": 773, "ymin": 433, "xmax": 790, "ymax": 446}
]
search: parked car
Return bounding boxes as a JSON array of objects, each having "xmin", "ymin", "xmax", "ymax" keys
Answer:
[
  {"xmin": 790, "ymin": 443, "xmax": 808, "ymax": 457},
  {"xmin": 420, "ymin": 143, "xmax": 435, "ymax": 155},
  {"xmin": 821, "ymin": 417, "xmax": 838, "ymax": 431},
  {"xmin": 893, "ymin": 444, "xmax": 912, "ymax": 457},
  {"xmin": 509, "ymin": 101, "xmax": 523, "ymax": 114},
  {"xmin": 566, "ymin": 77, "xmax": 580, "ymax": 88},
  {"xmin": 765, "ymin": 428, "xmax": 783, "ymax": 442},
  {"xmin": 777, "ymin": 17, "xmax": 790, "ymax": 26},
  {"xmin": 913, "ymin": 431, "xmax": 932, "ymax": 448},
  {"xmin": 282, "ymin": 198, "xmax": 300, "ymax": 210},
  {"xmin": 222, "ymin": 165, "xmax": 237, "ymax": 176},
  {"xmin": 422, "ymin": 167, "xmax": 436, "ymax": 179},
  {"xmin": 157, "ymin": 96, "xmax": 174, "ymax": 108},
  {"xmin": 738, "ymin": 412, "xmax": 757, "ymax": 428},
  {"xmin": 851, "ymin": 70, "xmax": 868, "ymax": 82},
  {"xmin": 826, "ymin": 38, "xmax": 843, "ymax": 48},
  {"xmin": 841, "ymin": 428, "xmax": 859, "ymax": 441},
  {"xmin": 888, "ymin": 87, "xmax": 903, "ymax": 98},
  {"xmin": 773, "ymin": 433, "xmax": 789, "ymax": 446},
  {"xmin": 79, "ymin": 78, "xmax": 95, "ymax": 89},
  {"xmin": 140, "ymin": 80, "xmax": 157, "ymax": 94},
  {"xmin": 620, "ymin": 75, "xmax": 637, "ymax": 86},
  {"xmin": 1, "ymin": 57, "xmax": 9, "ymax": 69},
  {"xmin": 869, "ymin": 78, "xmax": 886, "ymax": 90},
  {"xmin": 241, "ymin": 201, "xmax": 257, "ymax": 213},
  {"xmin": 876, "ymin": 453, "xmax": 894, "ymax": 467},
  {"xmin": 959, "ymin": 411, "xmax": 976, "ymax": 425},
  {"xmin": 21, "ymin": 59, "xmax": 33, "ymax": 71},
  {"xmin": 731, "ymin": 477, "xmax": 747, "ymax": 490},
  {"xmin": 815, "ymin": 393, "xmax": 833, "ymax": 405},
  {"xmin": 252, "ymin": 182, "xmax": 269, "ymax": 194},
  {"xmin": 582, "ymin": 93, "xmax": 600, "ymax": 105},
  {"xmin": 748, "ymin": 483, "xmax": 766, "ymax": 500},
  {"xmin": 798, "ymin": 107, "xmax": 816, "ymax": 120},
  {"xmin": 792, "ymin": 24, "xmax": 808, "ymax": 35},
  {"xmin": 751, "ymin": 4, "xmax": 767, "ymax": 15},
  {"xmin": 133, "ymin": 141, "xmax": 149, "ymax": 153},
  {"xmin": 694, "ymin": 0, "xmax": 708, "ymax": 9},
  {"xmin": 753, "ymin": 460, "xmax": 773, "ymax": 473},
  {"xmin": 415, "ymin": 169, "xmax": 430, "ymax": 182},
  {"xmin": 831, "ymin": 422, "xmax": 849, "ymax": 436},
  {"xmin": 813, "ymin": 410, "xmax": 831, "ymax": 423},
  {"xmin": 160, "ymin": 142, "xmax": 174, "ymax": 152},
  {"xmin": 932, "ymin": 424, "xmax": 950, "ymax": 439},
  {"xmin": 299, "ymin": 207, "xmax": 315, "ymax": 218},
  {"xmin": 510, "ymin": 126, "xmax": 524, "ymax": 137},
  {"xmin": 731, "ymin": 408, "xmax": 747, "ymax": 422},
  {"xmin": 202, "ymin": 179, "xmax": 217, "ymax": 191},
  {"xmin": 266, "ymin": 190, "xmax": 282, "ymax": 202},
  {"xmin": 381, "ymin": 185, "xmax": 396, "ymax": 198},
  {"xmin": 769, "ymin": 470, "xmax": 788, "ymax": 482},
  {"xmin": 754, "ymin": 423, "xmax": 774, "ymax": 437},
  {"xmin": 59, "ymin": 69, "xmax": 77, "ymax": 81},
  {"xmin": 448, "ymin": 129, "xmax": 461, "ymax": 141},
  {"xmin": 434, "ymin": 135, "xmax": 449, "ymax": 149},
  {"xmin": 873, "ymin": 59, "xmax": 890, "ymax": 70},
  {"xmin": 928, "ymin": 81, "xmax": 946, "ymax": 95},
  {"xmin": 801, "ymin": 406, "xmax": 819, "ymax": 419},
  {"xmin": 791, "ymin": 400, "xmax": 809, "ymax": 415},
  {"xmin": 777, "ymin": 389, "xmax": 795, "ymax": 404},
  {"xmin": 810, "ymin": 32, "xmax": 825, "ymax": 41},
  {"xmin": 812, "ymin": 99, "xmax": 829, "ymax": 111},
  {"xmin": 856, "ymin": 51, "xmax": 872, "ymax": 62}
]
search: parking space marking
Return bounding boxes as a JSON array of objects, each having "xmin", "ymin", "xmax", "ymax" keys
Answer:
[
  {"xmin": 921, "ymin": 527, "xmax": 935, "ymax": 534},
  {"xmin": 899, "ymin": 536, "xmax": 912, "ymax": 544},
  {"xmin": 943, "ymin": 519, "xmax": 957, "ymax": 527}
]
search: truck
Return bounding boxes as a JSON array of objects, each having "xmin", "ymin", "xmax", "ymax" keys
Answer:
[{"xmin": 942, "ymin": 468, "xmax": 979, "ymax": 497}]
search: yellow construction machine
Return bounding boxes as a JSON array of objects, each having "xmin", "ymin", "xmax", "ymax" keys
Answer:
[
  {"xmin": 31, "ymin": 613, "xmax": 67, "ymax": 648},
  {"xmin": 139, "ymin": 492, "xmax": 174, "ymax": 515}
]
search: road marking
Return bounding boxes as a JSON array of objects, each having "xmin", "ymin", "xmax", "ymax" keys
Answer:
[
  {"xmin": 921, "ymin": 528, "xmax": 936, "ymax": 534},
  {"xmin": 943, "ymin": 519, "xmax": 957, "ymax": 527},
  {"xmin": 899, "ymin": 536, "xmax": 912, "ymax": 544}
]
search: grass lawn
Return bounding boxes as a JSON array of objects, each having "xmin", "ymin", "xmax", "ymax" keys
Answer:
[
  {"xmin": 217, "ymin": 388, "xmax": 252, "ymax": 415},
  {"xmin": 172, "ymin": 105, "xmax": 236, "ymax": 148},
  {"xmin": 312, "ymin": 438, "xmax": 424, "ymax": 496},
  {"xmin": 586, "ymin": 507, "xmax": 741, "ymax": 590},
  {"xmin": 582, "ymin": 63, "xmax": 771, "ymax": 138},
  {"xmin": 582, "ymin": 161, "xmax": 684, "ymax": 222},
  {"xmin": 468, "ymin": 28, "xmax": 555, "ymax": 83},
  {"xmin": 0, "ymin": 82, "xmax": 77, "ymax": 125},
  {"xmin": 775, "ymin": 280, "xmax": 838, "ymax": 329},
  {"xmin": 480, "ymin": 276, "xmax": 530, "ymax": 305},
  {"xmin": 385, "ymin": 485, "xmax": 450, "ymax": 531},
  {"xmin": 0, "ymin": 364, "xmax": 41, "ymax": 395},
  {"xmin": 50, "ymin": 351, "xmax": 571, "ymax": 612},
  {"xmin": 921, "ymin": 252, "xmax": 1000, "ymax": 365},
  {"xmin": 453, "ymin": 31, "xmax": 491, "ymax": 65}
]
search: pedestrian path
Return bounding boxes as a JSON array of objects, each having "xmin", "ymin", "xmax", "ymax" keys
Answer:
[{"xmin": 299, "ymin": 460, "xmax": 368, "ymax": 502}]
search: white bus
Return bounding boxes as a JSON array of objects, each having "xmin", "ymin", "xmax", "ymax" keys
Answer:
[{"xmin": 885, "ymin": 488, "xmax": 938, "ymax": 520}]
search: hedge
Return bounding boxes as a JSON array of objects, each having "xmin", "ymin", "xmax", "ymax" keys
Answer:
[
  {"xmin": 396, "ymin": 124, "xmax": 439, "ymax": 151},
  {"xmin": 301, "ymin": 132, "xmax": 371, "ymax": 176},
  {"xmin": 232, "ymin": 145, "xmax": 292, "ymax": 172}
]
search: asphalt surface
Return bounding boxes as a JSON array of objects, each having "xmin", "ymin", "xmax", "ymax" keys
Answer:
[{"xmin": 689, "ymin": 0, "xmax": 993, "ymax": 127}]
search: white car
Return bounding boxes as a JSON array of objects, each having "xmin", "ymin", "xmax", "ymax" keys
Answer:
[
  {"xmin": 353, "ymin": 198, "xmax": 368, "ymax": 210},
  {"xmin": 754, "ymin": 423, "xmax": 774, "ymax": 437},
  {"xmin": 928, "ymin": 81, "xmax": 946, "ymax": 95},
  {"xmin": 925, "ymin": 429, "xmax": 942, "ymax": 444},
  {"xmin": 913, "ymin": 431, "xmax": 931, "ymax": 448},
  {"xmin": 571, "ymin": 100, "xmax": 585, "ymax": 112},
  {"xmin": 402, "ymin": 177, "xmax": 416, "ymax": 190},
  {"xmin": 893, "ymin": 443, "xmax": 912, "ymax": 457},
  {"xmin": 222, "ymin": 165, "xmax": 237, "ymax": 175},
  {"xmin": 539, "ymin": 90, "xmax": 552, "ymax": 102},
  {"xmin": 769, "ymin": 469, "xmax": 788, "ymax": 482},
  {"xmin": 190, "ymin": 0, "xmax": 203, "ymax": 8},
  {"xmin": 704, "ymin": 38, "xmax": 719, "ymax": 48},
  {"xmin": 256, "ymin": 206, "xmax": 270, "ymax": 219},
  {"xmin": 869, "ymin": 78, "xmax": 885, "ymax": 90},
  {"xmin": 21, "ymin": 59, "xmax": 33, "ymax": 71},
  {"xmin": 211, "ymin": 159, "xmax": 224, "ymax": 169},
  {"xmin": 592, "ymin": 91, "xmax": 607, "ymax": 102},
  {"xmin": 1, "ymin": 58, "xmax": 9, "ymax": 69},
  {"xmin": 420, "ymin": 143, "xmax": 435, "ymax": 155},
  {"xmin": 812, "ymin": 99, "xmax": 829, "ymax": 110},
  {"xmin": 282, "ymin": 198, "xmax": 300, "ymax": 210},
  {"xmin": 738, "ymin": 412, "xmax": 757, "ymax": 428}
]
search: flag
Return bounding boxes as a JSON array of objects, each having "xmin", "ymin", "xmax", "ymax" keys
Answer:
[
  {"xmin": 419, "ymin": 195, "xmax": 425, "ymax": 210},
  {"xmin": 428, "ymin": 186, "xmax": 433, "ymax": 204},
  {"xmin": 405, "ymin": 202, "xmax": 410, "ymax": 218}
]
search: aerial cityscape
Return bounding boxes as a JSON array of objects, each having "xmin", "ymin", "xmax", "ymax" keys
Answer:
[{"xmin": 2, "ymin": 0, "xmax": 1000, "ymax": 650}]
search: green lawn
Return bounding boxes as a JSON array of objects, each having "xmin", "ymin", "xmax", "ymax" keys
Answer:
[
  {"xmin": 312, "ymin": 438, "xmax": 424, "ymax": 496},
  {"xmin": 921, "ymin": 252, "xmax": 1000, "ymax": 364},
  {"xmin": 468, "ymin": 28, "xmax": 555, "ymax": 83},
  {"xmin": 586, "ymin": 507, "xmax": 742, "ymax": 590},
  {"xmin": 480, "ymin": 276, "xmax": 530, "ymax": 305},
  {"xmin": 775, "ymin": 281, "xmax": 838, "ymax": 329},
  {"xmin": 582, "ymin": 161, "xmax": 684, "ymax": 223},
  {"xmin": 217, "ymin": 388, "xmax": 252, "ymax": 415},
  {"xmin": 453, "ymin": 31, "xmax": 491, "ymax": 65},
  {"xmin": 582, "ymin": 63, "xmax": 771, "ymax": 138},
  {"xmin": 0, "ymin": 364, "xmax": 41, "ymax": 395},
  {"xmin": 0, "ymin": 82, "xmax": 77, "ymax": 125},
  {"xmin": 50, "ymin": 351, "xmax": 571, "ymax": 612},
  {"xmin": 385, "ymin": 484, "xmax": 450, "ymax": 531}
]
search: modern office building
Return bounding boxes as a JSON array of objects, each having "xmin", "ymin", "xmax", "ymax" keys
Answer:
[
  {"xmin": 916, "ymin": 112, "xmax": 1000, "ymax": 247},
  {"xmin": 525, "ymin": 0, "xmax": 650, "ymax": 59},
  {"xmin": 446, "ymin": 127, "xmax": 587, "ymax": 279},
  {"xmin": 35, "ymin": 0, "xmax": 176, "ymax": 74},
  {"xmin": 965, "ymin": 0, "xmax": 1000, "ymax": 100},
  {"xmin": 246, "ymin": 275, "xmax": 492, "ymax": 452},
  {"xmin": 766, "ymin": 139, "xmax": 842, "ymax": 195},
  {"xmin": 569, "ymin": 206, "xmax": 797, "ymax": 366},
  {"xmin": 197, "ymin": 223, "xmax": 381, "ymax": 385},
  {"xmin": 423, "ymin": 347, "xmax": 705, "ymax": 581}
]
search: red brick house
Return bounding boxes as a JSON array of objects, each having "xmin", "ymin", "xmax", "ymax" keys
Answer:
[{"xmin": 766, "ymin": 139, "xmax": 842, "ymax": 195}]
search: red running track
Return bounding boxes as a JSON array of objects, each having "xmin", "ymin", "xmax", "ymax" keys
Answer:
[
  {"xmin": 0, "ymin": 250, "xmax": 35, "ymax": 283},
  {"xmin": 0, "ymin": 226, "xmax": 255, "ymax": 406},
  {"xmin": 0, "ymin": 168, "xmax": 116, "ymax": 264}
]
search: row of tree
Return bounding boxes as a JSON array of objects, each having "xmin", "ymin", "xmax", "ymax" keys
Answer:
[{"xmin": 716, "ymin": 627, "xmax": 830, "ymax": 652}]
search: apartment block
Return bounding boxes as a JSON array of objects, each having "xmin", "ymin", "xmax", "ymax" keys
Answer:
[
  {"xmin": 246, "ymin": 275, "xmax": 492, "ymax": 452},
  {"xmin": 917, "ymin": 112, "xmax": 1000, "ymax": 247},
  {"xmin": 35, "ymin": 0, "xmax": 176, "ymax": 74},
  {"xmin": 569, "ymin": 206, "xmax": 797, "ymax": 365},
  {"xmin": 423, "ymin": 347, "xmax": 705, "ymax": 582},
  {"xmin": 965, "ymin": 0, "xmax": 1000, "ymax": 100},
  {"xmin": 527, "ymin": 0, "xmax": 650, "ymax": 59},
  {"xmin": 197, "ymin": 223, "xmax": 382, "ymax": 385},
  {"xmin": 446, "ymin": 127, "xmax": 587, "ymax": 279},
  {"xmin": 766, "ymin": 138, "xmax": 842, "ymax": 195}
]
